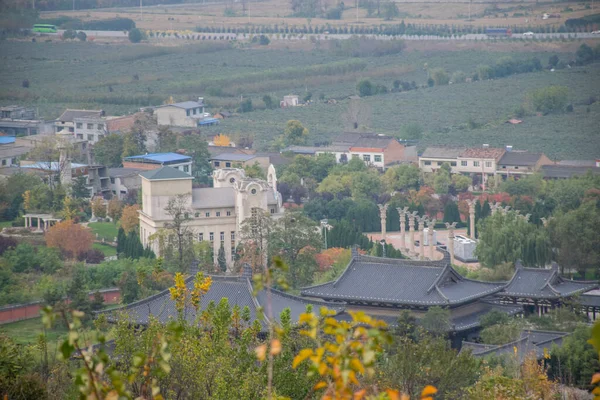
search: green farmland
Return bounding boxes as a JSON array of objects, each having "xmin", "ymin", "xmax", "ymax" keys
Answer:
[{"xmin": 0, "ymin": 39, "xmax": 599, "ymax": 159}]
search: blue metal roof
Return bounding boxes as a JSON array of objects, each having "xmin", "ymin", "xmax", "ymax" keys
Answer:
[
  {"xmin": 124, "ymin": 152, "xmax": 191, "ymax": 163},
  {"xmin": 0, "ymin": 136, "xmax": 16, "ymax": 144},
  {"xmin": 198, "ymin": 118, "xmax": 219, "ymax": 126}
]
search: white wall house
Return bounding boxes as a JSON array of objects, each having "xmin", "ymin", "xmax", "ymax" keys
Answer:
[{"xmin": 154, "ymin": 99, "xmax": 205, "ymax": 127}]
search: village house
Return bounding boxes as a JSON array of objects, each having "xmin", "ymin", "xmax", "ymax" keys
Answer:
[
  {"xmin": 209, "ymin": 153, "xmax": 273, "ymax": 170},
  {"xmin": 0, "ymin": 106, "xmax": 54, "ymax": 136},
  {"xmin": 138, "ymin": 166, "xmax": 283, "ymax": 268},
  {"xmin": 108, "ymin": 167, "xmax": 143, "ymax": 200},
  {"xmin": 55, "ymin": 109, "xmax": 104, "ymax": 136},
  {"xmin": 123, "ymin": 152, "xmax": 193, "ymax": 175},
  {"xmin": 418, "ymin": 147, "xmax": 465, "ymax": 173},
  {"xmin": 0, "ymin": 137, "xmax": 29, "ymax": 167},
  {"xmin": 497, "ymin": 151, "xmax": 553, "ymax": 178},
  {"xmin": 455, "ymin": 146, "xmax": 506, "ymax": 188},
  {"xmin": 280, "ymin": 95, "xmax": 299, "ymax": 107},
  {"xmin": 154, "ymin": 99, "xmax": 206, "ymax": 127}
]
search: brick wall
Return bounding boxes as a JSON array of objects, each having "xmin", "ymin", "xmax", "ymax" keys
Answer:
[{"xmin": 0, "ymin": 288, "xmax": 120, "ymax": 325}]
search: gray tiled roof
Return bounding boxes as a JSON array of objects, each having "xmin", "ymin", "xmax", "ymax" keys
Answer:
[
  {"xmin": 108, "ymin": 167, "xmax": 144, "ymax": 178},
  {"xmin": 58, "ymin": 109, "xmax": 103, "ymax": 122},
  {"xmin": 139, "ymin": 166, "xmax": 192, "ymax": 181},
  {"xmin": 541, "ymin": 165, "xmax": 600, "ymax": 179},
  {"xmin": 421, "ymin": 147, "xmax": 466, "ymax": 159},
  {"xmin": 281, "ymin": 146, "xmax": 319, "ymax": 155},
  {"xmin": 211, "ymin": 153, "xmax": 257, "ymax": 162},
  {"xmin": 301, "ymin": 255, "xmax": 505, "ymax": 307},
  {"xmin": 350, "ymin": 136, "xmax": 396, "ymax": 149},
  {"xmin": 579, "ymin": 293, "xmax": 600, "ymax": 307},
  {"xmin": 502, "ymin": 263, "xmax": 598, "ymax": 300},
  {"xmin": 462, "ymin": 330, "xmax": 569, "ymax": 362},
  {"xmin": 159, "ymin": 101, "xmax": 203, "ymax": 110},
  {"xmin": 498, "ymin": 151, "xmax": 544, "ymax": 166},
  {"xmin": 192, "ymin": 187, "xmax": 235, "ymax": 208},
  {"xmin": 97, "ymin": 274, "xmax": 344, "ymax": 328}
]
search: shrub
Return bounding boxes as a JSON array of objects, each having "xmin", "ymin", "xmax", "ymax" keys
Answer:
[
  {"xmin": 430, "ymin": 68, "xmax": 449, "ymax": 85},
  {"xmin": 527, "ymin": 85, "xmax": 569, "ymax": 114},
  {"xmin": 78, "ymin": 249, "xmax": 105, "ymax": 264},
  {"xmin": 21, "ymin": 79, "xmax": 29, "ymax": 88},
  {"xmin": 76, "ymin": 31, "xmax": 87, "ymax": 41},
  {"xmin": 357, "ymin": 79, "xmax": 374, "ymax": 96},
  {"xmin": 128, "ymin": 28, "xmax": 143, "ymax": 43},
  {"xmin": 258, "ymin": 34, "xmax": 270, "ymax": 45},
  {"xmin": 63, "ymin": 29, "xmax": 76, "ymax": 40}
]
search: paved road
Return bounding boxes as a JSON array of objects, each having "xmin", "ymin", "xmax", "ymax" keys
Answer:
[{"xmin": 36, "ymin": 30, "xmax": 599, "ymax": 40}]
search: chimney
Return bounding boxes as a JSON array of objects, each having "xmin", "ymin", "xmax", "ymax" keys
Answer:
[{"xmin": 506, "ymin": 145, "xmax": 513, "ymax": 152}]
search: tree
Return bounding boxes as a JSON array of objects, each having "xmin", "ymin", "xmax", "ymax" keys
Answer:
[
  {"xmin": 382, "ymin": 1, "xmax": 399, "ymax": 20},
  {"xmin": 357, "ymin": 79, "xmax": 374, "ymax": 97},
  {"xmin": 128, "ymin": 28, "xmax": 143, "ymax": 43},
  {"xmin": 164, "ymin": 194, "xmax": 193, "ymax": 272},
  {"xmin": 46, "ymin": 220, "xmax": 94, "ymax": 260},
  {"xmin": 476, "ymin": 211, "xmax": 552, "ymax": 268},
  {"xmin": 121, "ymin": 129, "xmax": 147, "ymax": 159},
  {"xmin": 120, "ymin": 204, "xmax": 140, "ymax": 234},
  {"xmin": 217, "ymin": 244, "xmax": 227, "ymax": 272},
  {"xmin": 92, "ymin": 197, "xmax": 107, "ymax": 219},
  {"xmin": 244, "ymin": 162, "xmax": 266, "ymax": 179},
  {"xmin": 240, "ymin": 98, "xmax": 253, "ymax": 113},
  {"xmin": 443, "ymin": 201, "xmax": 461, "ymax": 224},
  {"xmin": 382, "ymin": 164, "xmax": 420, "ymax": 193},
  {"xmin": 76, "ymin": 30, "xmax": 87, "ymax": 41},
  {"xmin": 62, "ymin": 196, "xmax": 78, "ymax": 220},
  {"xmin": 420, "ymin": 306, "xmax": 450, "ymax": 336},
  {"xmin": 212, "ymin": 134, "xmax": 231, "ymax": 147},
  {"xmin": 576, "ymin": 43, "xmax": 595, "ymax": 64},
  {"xmin": 399, "ymin": 123, "xmax": 423, "ymax": 140},
  {"xmin": 240, "ymin": 208, "xmax": 275, "ymax": 271},
  {"xmin": 430, "ymin": 68, "xmax": 450, "ymax": 85},
  {"xmin": 342, "ymin": 96, "xmax": 372, "ymax": 130},
  {"xmin": 263, "ymin": 95, "xmax": 275, "ymax": 109},
  {"xmin": 283, "ymin": 120, "xmax": 309, "ymax": 146},
  {"xmin": 94, "ymin": 134, "xmax": 124, "ymax": 168},
  {"xmin": 548, "ymin": 54, "xmax": 559, "ymax": 68},
  {"xmin": 433, "ymin": 170, "xmax": 451, "ymax": 195},
  {"xmin": 548, "ymin": 201, "xmax": 600, "ymax": 275},
  {"xmin": 451, "ymin": 174, "xmax": 471, "ymax": 193},
  {"xmin": 178, "ymin": 134, "xmax": 212, "ymax": 185},
  {"xmin": 107, "ymin": 198, "xmax": 123, "ymax": 222},
  {"xmin": 527, "ymin": 85, "xmax": 568, "ymax": 114},
  {"xmin": 156, "ymin": 126, "xmax": 178, "ymax": 153},
  {"xmin": 351, "ymin": 171, "xmax": 381, "ymax": 200},
  {"xmin": 548, "ymin": 326, "xmax": 600, "ymax": 388},
  {"xmin": 71, "ymin": 175, "xmax": 90, "ymax": 199},
  {"xmin": 63, "ymin": 29, "xmax": 76, "ymax": 39}
]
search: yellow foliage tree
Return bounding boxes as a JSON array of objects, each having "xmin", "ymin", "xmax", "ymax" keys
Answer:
[
  {"xmin": 120, "ymin": 204, "xmax": 140, "ymax": 233},
  {"xmin": 62, "ymin": 196, "xmax": 77, "ymax": 220},
  {"xmin": 22, "ymin": 190, "xmax": 31, "ymax": 211},
  {"xmin": 91, "ymin": 197, "xmax": 106, "ymax": 219},
  {"xmin": 213, "ymin": 134, "xmax": 231, "ymax": 147},
  {"xmin": 107, "ymin": 198, "xmax": 123, "ymax": 222}
]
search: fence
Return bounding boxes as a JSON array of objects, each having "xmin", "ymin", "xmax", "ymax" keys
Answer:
[{"xmin": 0, "ymin": 288, "xmax": 120, "ymax": 325}]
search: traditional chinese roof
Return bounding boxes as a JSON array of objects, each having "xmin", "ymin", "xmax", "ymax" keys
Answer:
[
  {"xmin": 301, "ymin": 253, "xmax": 505, "ymax": 307},
  {"xmin": 501, "ymin": 262, "xmax": 598, "ymax": 300},
  {"xmin": 459, "ymin": 147, "xmax": 505, "ymax": 161},
  {"xmin": 97, "ymin": 273, "xmax": 344, "ymax": 328},
  {"xmin": 461, "ymin": 330, "xmax": 569, "ymax": 362}
]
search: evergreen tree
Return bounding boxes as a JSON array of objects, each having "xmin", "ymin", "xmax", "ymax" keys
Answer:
[
  {"xmin": 117, "ymin": 227, "xmax": 126, "ymax": 255},
  {"xmin": 443, "ymin": 201, "xmax": 461, "ymax": 224},
  {"xmin": 217, "ymin": 244, "xmax": 227, "ymax": 273},
  {"xmin": 71, "ymin": 175, "xmax": 90, "ymax": 199}
]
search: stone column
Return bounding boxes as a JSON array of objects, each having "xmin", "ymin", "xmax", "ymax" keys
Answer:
[
  {"xmin": 89, "ymin": 200, "xmax": 97, "ymax": 223},
  {"xmin": 397, "ymin": 206, "xmax": 409, "ymax": 251},
  {"xmin": 445, "ymin": 222, "xmax": 457, "ymax": 265},
  {"xmin": 408, "ymin": 211, "xmax": 418, "ymax": 254},
  {"xmin": 466, "ymin": 199, "xmax": 476, "ymax": 239},
  {"xmin": 25, "ymin": 216, "xmax": 29, "ymax": 228},
  {"xmin": 428, "ymin": 218, "xmax": 437, "ymax": 260},
  {"xmin": 378, "ymin": 204, "xmax": 388, "ymax": 243},
  {"xmin": 417, "ymin": 216, "xmax": 428, "ymax": 261}
]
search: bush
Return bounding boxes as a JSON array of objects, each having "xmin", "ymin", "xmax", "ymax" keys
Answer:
[
  {"xmin": 258, "ymin": 34, "xmax": 270, "ymax": 45},
  {"xmin": 76, "ymin": 31, "xmax": 87, "ymax": 41},
  {"xmin": 21, "ymin": 79, "xmax": 29, "ymax": 88},
  {"xmin": 63, "ymin": 29, "xmax": 76, "ymax": 40},
  {"xmin": 527, "ymin": 85, "xmax": 569, "ymax": 114},
  {"xmin": 128, "ymin": 28, "xmax": 143, "ymax": 43},
  {"xmin": 78, "ymin": 249, "xmax": 106, "ymax": 264},
  {"xmin": 430, "ymin": 68, "xmax": 449, "ymax": 85},
  {"xmin": 357, "ymin": 79, "xmax": 374, "ymax": 97}
]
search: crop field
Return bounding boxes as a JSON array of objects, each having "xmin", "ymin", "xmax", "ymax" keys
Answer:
[
  {"xmin": 0, "ymin": 38, "xmax": 598, "ymax": 159},
  {"xmin": 41, "ymin": 0, "xmax": 596, "ymax": 32}
]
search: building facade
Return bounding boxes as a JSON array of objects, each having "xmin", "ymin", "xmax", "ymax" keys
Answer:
[
  {"xmin": 154, "ymin": 100, "xmax": 206, "ymax": 127},
  {"xmin": 138, "ymin": 166, "xmax": 283, "ymax": 268}
]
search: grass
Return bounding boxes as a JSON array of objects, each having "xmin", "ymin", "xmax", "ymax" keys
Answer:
[
  {"xmin": 0, "ymin": 220, "xmax": 14, "ymax": 229},
  {"xmin": 88, "ymin": 221, "xmax": 119, "ymax": 241},
  {"xmin": 0, "ymin": 39, "xmax": 598, "ymax": 159},
  {"xmin": 0, "ymin": 317, "xmax": 68, "ymax": 346},
  {"xmin": 93, "ymin": 242, "xmax": 117, "ymax": 257}
]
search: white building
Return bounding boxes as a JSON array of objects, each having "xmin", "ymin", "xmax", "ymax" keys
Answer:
[
  {"xmin": 138, "ymin": 165, "xmax": 283, "ymax": 268},
  {"xmin": 154, "ymin": 99, "xmax": 206, "ymax": 127}
]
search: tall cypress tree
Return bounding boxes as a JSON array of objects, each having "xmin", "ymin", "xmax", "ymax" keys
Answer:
[
  {"xmin": 217, "ymin": 244, "xmax": 227, "ymax": 273},
  {"xmin": 117, "ymin": 227, "xmax": 126, "ymax": 256}
]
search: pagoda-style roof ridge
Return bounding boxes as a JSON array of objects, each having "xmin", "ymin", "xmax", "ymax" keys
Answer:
[
  {"xmin": 502, "ymin": 265, "xmax": 598, "ymax": 299},
  {"xmin": 356, "ymin": 253, "xmax": 448, "ymax": 268},
  {"xmin": 434, "ymin": 285, "xmax": 450, "ymax": 303}
]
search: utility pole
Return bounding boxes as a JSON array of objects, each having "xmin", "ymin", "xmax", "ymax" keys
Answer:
[
  {"xmin": 140, "ymin": 0, "xmax": 143, "ymax": 21},
  {"xmin": 356, "ymin": 0, "xmax": 359, "ymax": 23}
]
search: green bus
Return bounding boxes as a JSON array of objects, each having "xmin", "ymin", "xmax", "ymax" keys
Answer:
[{"xmin": 32, "ymin": 24, "xmax": 58, "ymax": 33}]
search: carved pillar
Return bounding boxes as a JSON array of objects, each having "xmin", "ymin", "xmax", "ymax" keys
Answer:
[
  {"xmin": 417, "ymin": 216, "xmax": 428, "ymax": 261},
  {"xmin": 397, "ymin": 206, "xmax": 408, "ymax": 251},
  {"xmin": 466, "ymin": 199, "xmax": 476, "ymax": 240},
  {"xmin": 378, "ymin": 204, "xmax": 388, "ymax": 243},
  {"xmin": 428, "ymin": 218, "xmax": 437, "ymax": 260},
  {"xmin": 408, "ymin": 211, "xmax": 418, "ymax": 254},
  {"xmin": 445, "ymin": 222, "xmax": 457, "ymax": 265}
]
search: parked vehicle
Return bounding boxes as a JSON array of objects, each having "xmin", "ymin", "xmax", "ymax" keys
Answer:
[
  {"xmin": 485, "ymin": 28, "xmax": 512, "ymax": 37},
  {"xmin": 32, "ymin": 24, "xmax": 57, "ymax": 33}
]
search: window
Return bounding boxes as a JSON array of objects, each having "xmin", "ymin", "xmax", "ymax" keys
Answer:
[
  {"xmin": 193, "ymin": 108, "xmax": 197, "ymax": 115},
  {"xmin": 231, "ymin": 231, "xmax": 235, "ymax": 241},
  {"xmin": 270, "ymin": 208, "xmax": 275, "ymax": 214},
  {"xmin": 251, "ymin": 188, "xmax": 257, "ymax": 195},
  {"xmin": 220, "ymin": 232, "xmax": 225, "ymax": 242},
  {"xmin": 186, "ymin": 110, "xmax": 190, "ymax": 116},
  {"xmin": 205, "ymin": 212, "xmax": 210, "ymax": 217},
  {"xmin": 424, "ymin": 161, "xmax": 431, "ymax": 166},
  {"xmin": 87, "ymin": 123, "xmax": 93, "ymax": 129},
  {"xmin": 473, "ymin": 161, "xmax": 480, "ymax": 167},
  {"xmin": 450, "ymin": 162, "xmax": 457, "ymax": 167},
  {"xmin": 198, "ymin": 233, "xmax": 204, "ymax": 241},
  {"xmin": 229, "ymin": 177, "xmax": 235, "ymax": 183},
  {"xmin": 97, "ymin": 134, "xmax": 104, "ymax": 140},
  {"xmin": 352, "ymin": 154, "xmax": 359, "ymax": 158},
  {"xmin": 1, "ymin": 160, "xmax": 5, "ymax": 166},
  {"xmin": 485, "ymin": 161, "xmax": 492, "ymax": 168},
  {"xmin": 216, "ymin": 211, "xmax": 221, "ymax": 217},
  {"xmin": 209, "ymin": 232, "xmax": 214, "ymax": 242},
  {"xmin": 69, "ymin": 127, "xmax": 74, "ymax": 133},
  {"xmin": 231, "ymin": 247, "xmax": 236, "ymax": 260},
  {"xmin": 194, "ymin": 212, "xmax": 200, "ymax": 217},
  {"xmin": 183, "ymin": 165, "xmax": 189, "ymax": 173},
  {"xmin": 77, "ymin": 134, "xmax": 84, "ymax": 139},
  {"xmin": 437, "ymin": 161, "xmax": 443, "ymax": 166},
  {"xmin": 374, "ymin": 155, "xmax": 382, "ymax": 162},
  {"xmin": 214, "ymin": 161, "xmax": 220, "ymax": 167},
  {"xmin": 226, "ymin": 211, "xmax": 231, "ymax": 216},
  {"xmin": 110, "ymin": 177, "xmax": 115, "ymax": 184},
  {"xmin": 225, "ymin": 162, "xmax": 231, "ymax": 168},
  {"xmin": 461, "ymin": 161, "xmax": 468, "ymax": 167},
  {"xmin": 97, "ymin": 124, "xmax": 104, "ymax": 130},
  {"xmin": 363, "ymin": 155, "xmax": 371, "ymax": 162},
  {"xmin": 76, "ymin": 123, "xmax": 83, "ymax": 129},
  {"xmin": 112, "ymin": 190, "xmax": 116, "ymax": 195}
]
